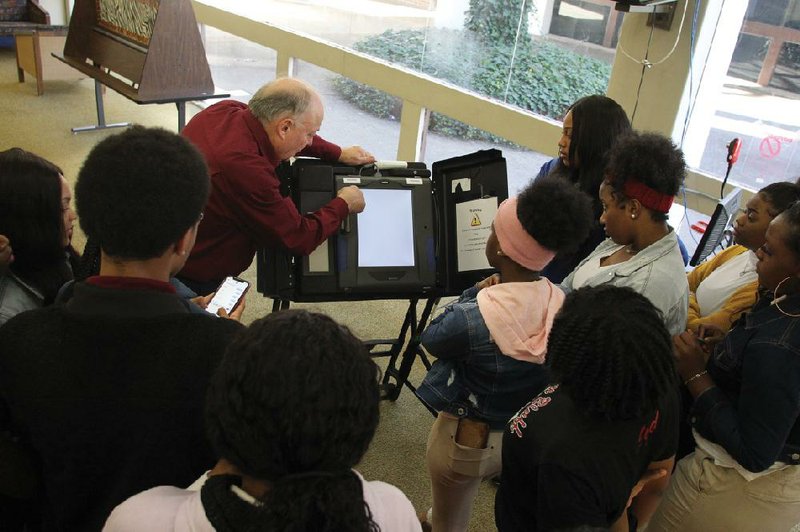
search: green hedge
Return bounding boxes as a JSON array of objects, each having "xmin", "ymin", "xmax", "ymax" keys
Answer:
[{"xmin": 332, "ymin": 29, "xmax": 612, "ymax": 142}]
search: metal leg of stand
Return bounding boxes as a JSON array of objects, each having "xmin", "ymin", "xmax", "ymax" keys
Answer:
[
  {"xmin": 271, "ymin": 299, "xmax": 291, "ymax": 312},
  {"xmin": 380, "ymin": 298, "xmax": 417, "ymax": 400},
  {"xmin": 381, "ymin": 298, "xmax": 439, "ymax": 416},
  {"xmin": 71, "ymin": 80, "xmax": 131, "ymax": 134},
  {"xmin": 176, "ymin": 101, "xmax": 186, "ymax": 131}
]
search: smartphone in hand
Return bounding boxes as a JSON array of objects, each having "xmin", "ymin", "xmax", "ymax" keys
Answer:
[{"xmin": 206, "ymin": 276, "xmax": 249, "ymax": 316}]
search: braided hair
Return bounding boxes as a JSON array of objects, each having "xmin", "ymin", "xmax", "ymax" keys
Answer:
[
  {"xmin": 205, "ymin": 309, "xmax": 381, "ymax": 531},
  {"xmin": 547, "ymin": 286, "xmax": 678, "ymax": 420}
]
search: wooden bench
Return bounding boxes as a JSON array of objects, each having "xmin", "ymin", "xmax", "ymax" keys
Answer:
[
  {"xmin": 0, "ymin": 0, "xmax": 75, "ymax": 95},
  {"xmin": 54, "ymin": 0, "xmax": 227, "ymax": 132},
  {"xmin": 0, "ymin": 0, "xmax": 49, "ymax": 29}
]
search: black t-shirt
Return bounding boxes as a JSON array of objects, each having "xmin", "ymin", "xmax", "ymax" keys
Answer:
[{"xmin": 495, "ymin": 384, "xmax": 679, "ymax": 532}]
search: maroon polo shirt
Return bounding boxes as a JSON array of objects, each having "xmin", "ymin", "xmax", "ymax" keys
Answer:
[{"xmin": 180, "ymin": 100, "xmax": 347, "ymax": 282}]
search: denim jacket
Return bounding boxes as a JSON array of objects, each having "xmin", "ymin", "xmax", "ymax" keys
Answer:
[
  {"xmin": 417, "ymin": 286, "xmax": 550, "ymax": 430},
  {"xmin": 691, "ymin": 292, "xmax": 800, "ymax": 472},
  {"xmin": 561, "ymin": 231, "xmax": 689, "ymax": 335}
]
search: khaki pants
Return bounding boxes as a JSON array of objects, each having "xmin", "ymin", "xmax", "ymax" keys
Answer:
[
  {"xmin": 425, "ymin": 412, "xmax": 502, "ymax": 532},
  {"xmin": 648, "ymin": 449, "xmax": 800, "ymax": 532}
]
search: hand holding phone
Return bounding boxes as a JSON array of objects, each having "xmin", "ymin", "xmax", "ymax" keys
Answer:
[
  {"xmin": 206, "ymin": 276, "xmax": 249, "ymax": 317},
  {"xmin": 697, "ymin": 324, "xmax": 724, "ymax": 355}
]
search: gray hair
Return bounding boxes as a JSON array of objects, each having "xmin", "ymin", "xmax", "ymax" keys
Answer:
[{"xmin": 248, "ymin": 80, "xmax": 313, "ymax": 122}]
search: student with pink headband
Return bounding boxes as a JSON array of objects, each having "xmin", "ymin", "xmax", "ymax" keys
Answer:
[
  {"xmin": 416, "ymin": 177, "xmax": 594, "ymax": 532},
  {"xmin": 560, "ymin": 131, "xmax": 689, "ymax": 336}
]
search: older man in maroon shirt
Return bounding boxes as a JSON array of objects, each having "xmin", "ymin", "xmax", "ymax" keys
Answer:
[{"xmin": 178, "ymin": 77, "xmax": 374, "ymax": 295}]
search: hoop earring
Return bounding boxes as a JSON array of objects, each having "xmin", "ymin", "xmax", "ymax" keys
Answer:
[{"xmin": 770, "ymin": 276, "xmax": 800, "ymax": 318}]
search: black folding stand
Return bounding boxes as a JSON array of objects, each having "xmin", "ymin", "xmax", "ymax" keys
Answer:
[{"xmin": 271, "ymin": 296, "xmax": 439, "ymax": 415}]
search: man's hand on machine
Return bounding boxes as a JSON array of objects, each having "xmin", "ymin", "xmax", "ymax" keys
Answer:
[
  {"xmin": 339, "ymin": 146, "xmax": 376, "ymax": 166},
  {"xmin": 337, "ymin": 185, "xmax": 366, "ymax": 214}
]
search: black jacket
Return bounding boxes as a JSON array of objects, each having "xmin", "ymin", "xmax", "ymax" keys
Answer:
[{"xmin": 0, "ymin": 282, "xmax": 242, "ymax": 531}]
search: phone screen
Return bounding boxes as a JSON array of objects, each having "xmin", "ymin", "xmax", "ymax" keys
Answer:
[{"xmin": 206, "ymin": 277, "xmax": 249, "ymax": 315}]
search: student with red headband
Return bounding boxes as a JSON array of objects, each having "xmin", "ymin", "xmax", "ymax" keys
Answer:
[
  {"xmin": 417, "ymin": 177, "xmax": 594, "ymax": 531},
  {"xmin": 561, "ymin": 131, "xmax": 689, "ymax": 335}
]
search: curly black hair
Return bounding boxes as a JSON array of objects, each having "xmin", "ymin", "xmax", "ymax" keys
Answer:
[
  {"xmin": 760, "ymin": 181, "xmax": 800, "ymax": 216},
  {"xmin": 547, "ymin": 285, "xmax": 678, "ymax": 421},
  {"xmin": 205, "ymin": 309, "xmax": 381, "ymax": 531},
  {"xmin": 75, "ymin": 126, "xmax": 209, "ymax": 260},
  {"xmin": 516, "ymin": 176, "xmax": 594, "ymax": 254},
  {"xmin": 564, "ymin": 95, "xmax": 631, "ymax": 216},
  {"xmin": 605, "ymin": 131, "xmax": 686, "ymax": 222},
  {"xmin": 0, "ymin": 148, "xmax": 76, "ymax": 303}
]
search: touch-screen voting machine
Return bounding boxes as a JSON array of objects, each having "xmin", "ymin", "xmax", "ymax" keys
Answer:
[{"xmin": 257, "ymin": 149, "xmax": 509, "ymax": 302}]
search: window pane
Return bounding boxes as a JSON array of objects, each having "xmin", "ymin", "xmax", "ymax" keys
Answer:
[
  {"xmin": 294, "ymin": 60, "xmax": 403, "ymax": 154},
  {"xmin": 203, "ymin": 27, "xmax": 277, "ymax": 100},
  {"xmin": 200, "ymin": 29, "xmax": 403, "ymax": 155},
  {"xmin": 686, "ymin": 0, "xmax": 799, "ymax": 190},
  {"xmin": 206, "ymin": 0, "xmax": 617, "ymax": 122},
  {"xmin": 422, "ymin": 119, "xmax": 553, "ymax": 195},
  {"xmin": 200, "ymin": 25, "xmax": 546, "ymax": 192},
  {"xmin": 549, "ymin": 0, "xmax": 624, "ymax": 48}
]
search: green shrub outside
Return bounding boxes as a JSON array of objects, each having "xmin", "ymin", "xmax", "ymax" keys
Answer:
[
  {"xmin": 332, "ymin": 28, "xmax": 612, "ymax": 142},
  {"xmin": 465, "ymin": 0, "xmax": 534, "ymax": 45}
]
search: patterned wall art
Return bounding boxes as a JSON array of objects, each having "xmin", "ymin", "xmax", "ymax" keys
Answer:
[{"xmin": 95, "ymin": 0, "xmax": 160, "ymax": 46}]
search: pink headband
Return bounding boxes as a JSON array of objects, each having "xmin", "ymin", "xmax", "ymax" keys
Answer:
[{"xmin": 493, "ymin": 197, "xmax": 555, "ymax": 272}]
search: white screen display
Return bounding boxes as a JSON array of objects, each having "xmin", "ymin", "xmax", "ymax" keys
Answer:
[
  {"xmin": 357, "ymin": 188, "xmax": 415, "ymax": 267},
  {"xmin": 206, "ymin": 277, "xmax": 248, "ymax": 315}
]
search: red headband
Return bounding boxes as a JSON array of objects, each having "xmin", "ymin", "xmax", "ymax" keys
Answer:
[{"xmin": 622, "ymin": 180, "xmax": 674, "ymax": 213}]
